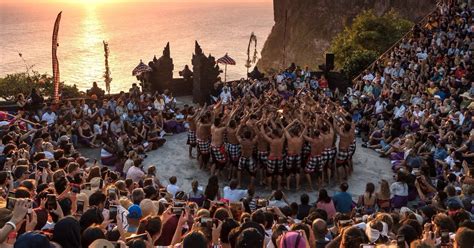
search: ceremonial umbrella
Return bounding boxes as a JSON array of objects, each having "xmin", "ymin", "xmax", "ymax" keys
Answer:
[
  {"xmin": 217, "ymin": 53, "xmax": 236, "ymax": 82},
  {"xmin": 132, "ymin": 60, "xmax": 152, "ymax": 76}
]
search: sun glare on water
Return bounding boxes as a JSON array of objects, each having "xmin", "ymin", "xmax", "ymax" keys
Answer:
[{"xmin": 68, "ymin": 0, "xmax": 113, "ymax": 4}]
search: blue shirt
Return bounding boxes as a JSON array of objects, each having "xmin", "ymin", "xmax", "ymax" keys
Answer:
[
  {"xmin": 434, "ymin": 148, "xmax": 448, "ymax": 160},
  {"xmin": 332, "ymin": 192, "xmax": 353, "ymax": 214}
]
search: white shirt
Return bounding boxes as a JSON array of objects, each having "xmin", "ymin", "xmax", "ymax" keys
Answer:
[
  {"xmin": 413, "ymin": 110, "xmax": 425, "ymax": 118},
  {"xmin": 390, "ymin": 182, "xmax": 408, "ymax": 197},
  {"xmin": 41, "ymin": 112, "xmax": 57, "ymax": 125},
  {"xmin": 268, "ymin": 200, "xmax": 288, "ymax": 208},
  {"xmin": 276, "ymin": 74, "xmax": 284, "ymax": 84},
  {"xmin": 167, "ymin": 184, "xmax": 180, "ymax": 198},
  {"xmin": 393, "ymin": 105, "xmax": 406, "ymax": 119},
  {"xmin": 375, "ymin": 101, "xmax": 386, "ymax": 114},
  {"xmin": 126, "ymin": 166, "xmax": 145, "ymax": 182},
  {"xmin": 362, "ymin": 73, "xmax": 374, "ymax": 81},
  {"xmin": 163, "ymin": 95, "xmax": 176, "ymax": 104},
  {"xmin": 100, "ymin": 148, "xmax": 114, "ymax": 158},
  {"xmin": 154, "ymin": 99, "xmax": 164, "ymax": 111},
  {"xmin": 220, "ymin": 90, "xmax": 232, "ymax": 104},
  {"xmin": 223, "ymin": 186, "xmax": 247, "ymax": 202}
]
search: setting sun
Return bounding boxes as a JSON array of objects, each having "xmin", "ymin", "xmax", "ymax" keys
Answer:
[{"xmin": 68, "ymin": 0, "xmax": 112, "ymax": 4}]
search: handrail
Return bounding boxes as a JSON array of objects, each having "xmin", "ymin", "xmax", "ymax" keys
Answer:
[{"xmin": 351, "ymin": 5, "xmax": 439, "ymax": 83}]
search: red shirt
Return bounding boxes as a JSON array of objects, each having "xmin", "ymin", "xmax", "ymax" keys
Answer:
[{"xmin": 319, "ymin": 79, "xmax": 328, "ymax": 88}]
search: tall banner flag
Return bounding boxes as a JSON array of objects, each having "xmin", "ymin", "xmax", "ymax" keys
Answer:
[{"xmin": 52, "ymin": 11, "xmax": 62, "ymax": 102}]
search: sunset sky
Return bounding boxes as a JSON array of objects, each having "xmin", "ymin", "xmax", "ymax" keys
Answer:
[{"xmin": 2, "ymin": 0, "xmax": 272, "ymax": 3}]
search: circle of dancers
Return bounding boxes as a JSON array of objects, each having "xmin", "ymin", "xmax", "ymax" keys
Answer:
[{"xmin": 186, "ymin": 91, "xmax": 356, "ymax": 191}]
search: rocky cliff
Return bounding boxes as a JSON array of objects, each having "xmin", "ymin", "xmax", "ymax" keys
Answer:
[{"xmin": 257, "ymin": 0, "xmax": 438, "ymax": 72}]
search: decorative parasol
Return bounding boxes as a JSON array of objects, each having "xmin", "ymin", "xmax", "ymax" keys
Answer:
[
  {"xmin": 132, "ymin": 60, "xmax": 152, "ymax": 76},
  {"xmin": 217, "ymin": 53, "xmax": 236, "ymax": 82}
]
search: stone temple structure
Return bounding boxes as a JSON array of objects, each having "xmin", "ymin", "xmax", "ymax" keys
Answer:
[
  {"xmin": 143, "ymin": 42, "xmax": 219, "ymax": 104},
  {"xmin": 148, "ymin": 42, "xmax": 174, "ymax": 94},
  {"xmin": 192, "ymin": 41, "xmax": 221, "ymax": 104}
]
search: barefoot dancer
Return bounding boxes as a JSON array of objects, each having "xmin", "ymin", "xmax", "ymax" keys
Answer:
[
  {"xmin": 260, "ymin": 122, "xmax": 285, "ymax": 190},
  {"xmin": 256, "ymin": 126, "xmax": 269, "ymax": 186},
  {"xmin": 303, "ymin": 127, "xmax": 324, "ymax": 191},
  {"xmin": 196, "ymin": 109, "xmax": 212, "ymax": 170},
  {"xmin": 211, "ymin": 117, "xmax": 227, "ymax": 176},
  {"xmin": 283, "ymin": 120, "xmax": 305, "ymax": 190},
  {"xmin": 186, "ymin": 108, "xmax": 198, "ymax": 158},
  {"xmin": 236, "ymin": 124, "xmax": 258, "ymax": 187},
  {"xmin": 347, "ymin": 115, "xmax": 357, "ymax": 175},
  {"xmin": 333, "ymin": 114, "xmax": 353, "ymax": 181},
  {"xmin": 320, "ymin": 117, "xmax": 335, "ymax": 185},
  {"xmin": 226, "ymin": 119, "xmax": 241, "ymax": 179}
]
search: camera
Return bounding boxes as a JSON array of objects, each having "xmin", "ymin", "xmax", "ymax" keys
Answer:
[
  {"xmin": 71, "ymin": 184, "xmax": 81, "ymax": 194},
  {"xmin": 47, "ymin": 194, "xmax": 57, "ymax": 210},
  {"xmin": 172, "ymin": 207, "xmax": 183, "ymax": 216},
  {"xmin": 76, "ymin": 200, "xmax": 85, "ymax": 215},
  {"xmin": 441, "ymin": 230, "xmax": 450, "ymax": 244},
  {"xmin": 109, "ymin": 205, "xmax": 118, "ymax": 223}
]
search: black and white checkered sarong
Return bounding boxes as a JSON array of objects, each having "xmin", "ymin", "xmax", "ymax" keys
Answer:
[
  {"xmin": 286, "ymin": 154, "xmax": 301, "ymax": 174},
  {"xmin": 349, "ymin": 140, "xmax": 356, "ymax": 157},
  {"xmin": 266, "ymin": 156, "xmax": 284, "ymax": 175},
  {"xmin": 187, "ymin": 130, "xmax": 197, "ymax": 146},
  {"xmin": 337, "ymin": 148, "xmax": 351, "ymax": 162},
  {"xmin": 238, "ymin": 156, "xmax": 256, "ymax": 174},
  {"xmin": 305, "ymin": 155, "xmax": 322, "ymax": 173},
  {"xmin": 226, "ymin": 143, "xmax": 241, "ymax": 161},
  {"xmin": 197, "ymin": 139, "xmax": 210, "ymax": 154},
  {"xmin": 211, "ymin": 145, "xmax": 227, "ymax": 163}
]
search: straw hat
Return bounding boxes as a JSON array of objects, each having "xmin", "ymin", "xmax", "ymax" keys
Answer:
[
  {"xmin": 88, "ymin": 239, "xmax": 115, "ymax": 248},
  {"xmin": 460, "ymin": 92, "xmax": 472, "ymax": 100}
]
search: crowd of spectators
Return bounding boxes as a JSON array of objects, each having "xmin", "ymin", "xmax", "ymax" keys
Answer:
[{"xmin": 0, "ymin": 0, "xmax": 472, "ymax": 248}]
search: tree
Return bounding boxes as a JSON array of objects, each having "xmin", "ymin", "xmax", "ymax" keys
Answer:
[
  {"xmin": 0, "ymin": 71, "xmax": 82, "ymax": 102},
  {"xmin": 329, "ymin": 10, "xmax": 413, "ymax": 79}
]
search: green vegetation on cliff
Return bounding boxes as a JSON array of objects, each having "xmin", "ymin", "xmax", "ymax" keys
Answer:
[
  {"xmin": 0, "ymin": 71, "xmax": 81, "ymax": 102},
  {"xmin": 330, "ymin": 10, "xmax": 413, "ymax": 79}
]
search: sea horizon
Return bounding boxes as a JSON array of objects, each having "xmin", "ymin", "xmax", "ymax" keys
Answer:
[{"xmin": 0, "ymin": 1, "xmax": 273, "ymax": 93}]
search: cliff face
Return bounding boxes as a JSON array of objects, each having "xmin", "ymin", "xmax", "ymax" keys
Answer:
[{"xmin": 258, "ymin": 0, "xmax": 438, "ymax": 72}]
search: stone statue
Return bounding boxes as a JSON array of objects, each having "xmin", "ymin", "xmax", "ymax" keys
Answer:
[
  {"xmin": 179, "ymin": 65, "xmax": 193, "ymax": 81},
  {"xmin": 192, "ymin": 41, "xmax": 221, "ymax": 104},
  {"xmin": 248, "ymin": 66, "xmax": 265, "ymax": 80}
]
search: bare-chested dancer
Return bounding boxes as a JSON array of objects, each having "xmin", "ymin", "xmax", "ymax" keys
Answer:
[
  {"xmin": 235, "ymin": 123, "xmax": 258, "ymax": 187},
  {"xmin": 260, "ymin": 122, "xmax": 285, "ymax": 190},
  {"xmin": 320, "ymin": 117, "xmax": 335, "ymax": 185},
  {"xmin": 256, "ymin": 125, "xmax": 269, "ymax": 186},
  {"xmin": 333, "ymin": 113, "xmax": 354, "ymax": 181},
  {"xmin": 284, "ymin": 120, "xmax": 305, "ymax": 190},
  {"xmin": 303, "ymin": 127, "xmax": 324, "ymax": 191},
  {"xmin": 211, "ymin": 117, "xmax": 227, "ymax": 176},
  {"xmin": 346, "ymin": 115, "xmax": 357, "ymax": 174},
  {"xmin": 226, "ymin": 119, "xmax": 241, "ymax": 179},
  {"xmin": 196, "ymin": 109, "xmax": 212, "ymax": 170},
  {"xmin": 186, "ymin": 107, "xmax": 198, "ymax": 158}
]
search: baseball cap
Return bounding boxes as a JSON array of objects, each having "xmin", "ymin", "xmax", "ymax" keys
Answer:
[
  {"xmin": 14, "ymin": 231, "xmax": 52, "ymax": 248},
  {"xmin": 447, "ymin": 199, "xmax": 462, "ymax": 210},
  {"xmin": 127, "ymin": 204, "xmax": 142, "ymax": 219}
]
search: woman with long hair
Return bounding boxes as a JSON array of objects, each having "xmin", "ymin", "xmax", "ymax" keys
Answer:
[
  {"xmin": 78, "ymin": 121, "xmax": 98, "ymax": 148},
  {"xmin": 146, "ymin": 165, "xmax": 164, "ymax": 189},
  {"xmin": 203, "ymin": 175, "xmax": 220, "ymax": 209},
  {"xmin": 376, "ymin": 179, "xmax": 391, "ymax": 212},
  {"xmin": 390, "ymin": 171, "xmax": 409, "ymax": 209},
  {"xmin": 357, "ymin": 182, "xmax": 377, "ymax": 214},
  {"xmin": 316, "ymin": 189, "xmax": 336, "ymax": 219}
]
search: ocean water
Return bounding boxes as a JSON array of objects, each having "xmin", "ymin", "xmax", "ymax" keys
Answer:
[{"xmin": 0, "ymin": 2, "xmax": 273, "ymax": 93}]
